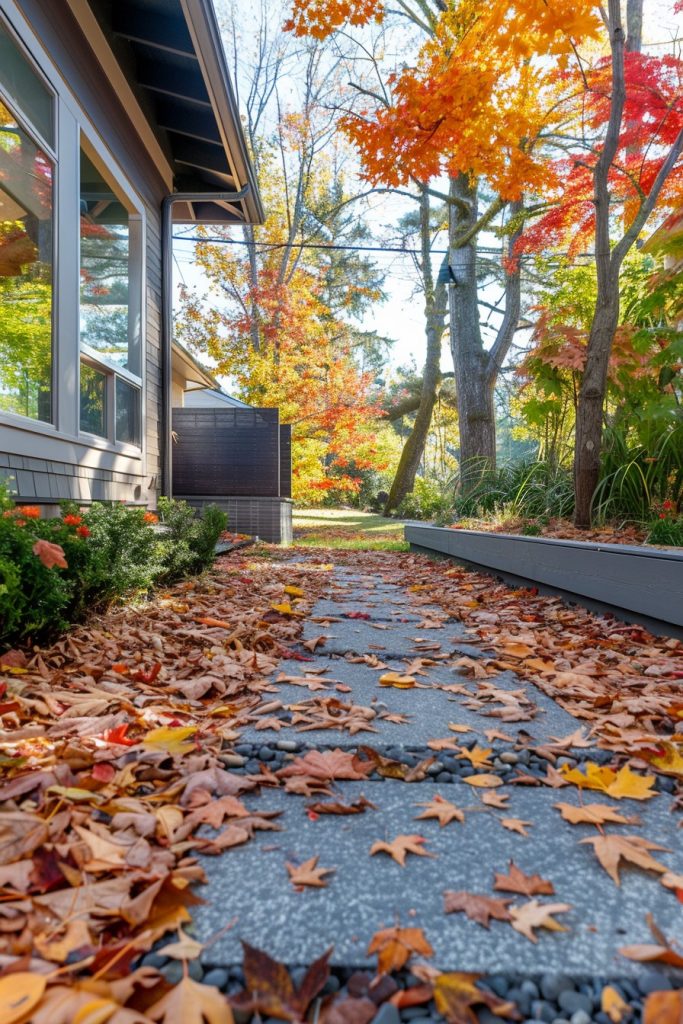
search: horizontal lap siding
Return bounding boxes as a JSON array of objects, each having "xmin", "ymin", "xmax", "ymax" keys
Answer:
[{"xmin": 3, "ymin": 0, "xmax": 167, "ymax": 507}]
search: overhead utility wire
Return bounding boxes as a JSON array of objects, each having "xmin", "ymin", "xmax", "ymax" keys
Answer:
[{"xmin": 172, "ymin": 233, "xmax": 592, "ymax": 261}]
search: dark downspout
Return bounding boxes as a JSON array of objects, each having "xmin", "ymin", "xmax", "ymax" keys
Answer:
[{"xmin": 160, "ymin": 186, "xmax": 252, "ymax": 498}]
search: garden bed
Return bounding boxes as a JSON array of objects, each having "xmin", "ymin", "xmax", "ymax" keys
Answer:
[{"xmin": 404, "ymin": 523, "xmax": 683, "ymax": 632}]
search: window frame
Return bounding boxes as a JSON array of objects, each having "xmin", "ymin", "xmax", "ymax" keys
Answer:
[{"xmin": 0, "ymin": 1, "xmax": 147, "ymax": 460}]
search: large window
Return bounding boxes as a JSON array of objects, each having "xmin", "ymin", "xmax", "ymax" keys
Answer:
[
  {"xmin": 79, "ymin": 140, "xmax": 142, "ymax": 446},
  {"xmin": 0, "ymin": 20, "xmax": 54, "ymax": 423}
]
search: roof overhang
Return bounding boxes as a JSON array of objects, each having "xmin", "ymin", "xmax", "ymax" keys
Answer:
[
  {"xmin": 82, "ymin": 0, "xmax": 264, "ymax": 225},
  {"xmin": 171, "ymin": 340, "xmax": 219, "ymax": 390}
]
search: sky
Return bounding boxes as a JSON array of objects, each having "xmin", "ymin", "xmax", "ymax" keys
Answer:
[{"xmin": 172, "ymin": 0, "xmax": 683, "ymax": 386}]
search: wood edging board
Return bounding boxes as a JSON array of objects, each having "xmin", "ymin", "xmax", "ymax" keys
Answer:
[{"xmin": 404, "ymin": 524, "xmax": 683, "ymax": 631}]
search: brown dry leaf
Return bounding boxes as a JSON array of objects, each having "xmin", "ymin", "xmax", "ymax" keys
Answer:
[
  {"xmin": 462, "ymin": 774, "xmax": 503, "ymax": 789},
  {"xmin": 306, "ymin": 796, "xmax": 376, "ymax": 816},
  {"xmin": 500, "ymin": 818, "xmax": 532, "ymax": 837},
  {"xmin": 370, "ymin": 834, "xmax": 434, "ymax": 867},
  {"xmin": 286, "ymin": 856, "xmax": 335, "ymax": 890},
  {"xmin": 157, "ymin": 926, "xmax": 204, "ymax": 960},
  {"xmin": 443, "ymin": 891, "xmax": 512, "ymax": 928},
  {"xmin": 481, "ymin": 791, "xmax": 509, "ymax": 809},
  {"xmin": 619, "ymin": 943, "xmax": 683, "ymax": 969},
  {"xmin": 433, "ymin": 972, "xmax": 519, "ymax": 1024},
  {"xmin": 367, "ymin": 925, "xmax": 433, "ymax": 974},
  {"xmin": 415, "ymin": 795, "xmax": 465, "ymax": 827},
  {"xmin": 233, "ymin": 942, "xmax": 331, "ymax": 1021},
  {"xmin": 278, "ymin": 749, "xmax": 373, "ymax": 783},
  {"xmin": 580, "ymin": 835, "xmax": 669, "ymax": 885},
  {"xmin": 326, "ymin": 997, "xmax": 377, "ymax": 1024},
  {"xmin": 147, "ymin": 976, "xmax": 233, "ymax": 1023},
  {"xmin": 493, "ymin": 861, "xmax": 555, "ymax": 896},
  {"xmin": 509, "ymin": 900, "xmax": 571, "ymax": 943},
  {"xmin": 643, "ymin": 990, "xmax": 683, "ymax": 1024},
  {"xmin": 34, "ymin": 918, "xmax": 92, "ymax": 963},
  {"xmin": 427, "ymin": 738, "xmax": 460, "ymax": 752},
  {"xmin": 601, "ymin": 985, "xmax": 631, "ymax": 1023},
  {"xmin": 448, "ymin": 723, "xmax": 472, "ymax": 734},
  {"xmin": 355, "ymin": 746, "xmax": 434, "ymax": 782},
  {"xmin": 187, "ymin": 795, "xmax": 250, "ymax": 829},
  {"xmin": 554, "ymin": 802, "xmax": 640, "ymax": 826}
]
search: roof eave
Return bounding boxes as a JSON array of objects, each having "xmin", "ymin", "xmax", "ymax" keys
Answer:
[{"xmin": 179, "ymin": 0, "xmax": 265, "ymax": 225}]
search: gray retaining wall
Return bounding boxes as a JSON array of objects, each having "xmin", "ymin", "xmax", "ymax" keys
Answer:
[
  {"xmin": 180, "ymin": 495, "xmax": 293, "ymax": 545},
  {"xmin": 405, "ymin": 523, "xmax": 683, "ymax": 632}
]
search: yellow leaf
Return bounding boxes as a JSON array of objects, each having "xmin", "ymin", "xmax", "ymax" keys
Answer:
[
  {"xmin": 158, "ymin": 926, "xmax": 204, "ymax": 960},
  {"xmin": 147, "ymin": 976, "xmax": 233, "ymax": 1024},
  {"xmin": 0, "ymin": 972, "xmax": 47, "ymax": 1024},
  {"xmin": 643, "ymin": 742, "xmax": 683, "ymax": 777},
  {"xmin": 463, "ymin": 774, "xmax": 503, "ymax": 788},
  {"xmin": 602, "ymin": 985, "xmax": 630, "ymax": 1024},
  {"xmin": 47, "ymin": 785, "xmax": 104, "ymax": 803},
  {"xmin": 561, "ymin": 762, "xmax": 657, "ymax": 801},
  {"xmin": 270, "ymin": 602, "xmax": 303, "ymax": 617},
  {"xmin": 379, "ymin": 672, "xmax": 416, "ymax": 689},
  {"xmin": 73, "ymin": 998, "xmax": 120, "ymax": 1024},
  {"xmin": 143, "ymin": 726, "xmax": 197, "ymax": 755},
  {"xmin": 284, "ymin": 585, "xmax": 304, "ymax": 598}
]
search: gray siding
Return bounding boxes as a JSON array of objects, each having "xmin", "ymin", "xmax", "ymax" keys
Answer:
[{"xmin": 2, "ymin": 0, "xmax": 166, "ymax": 506}]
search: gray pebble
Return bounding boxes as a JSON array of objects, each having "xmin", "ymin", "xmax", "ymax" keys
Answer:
[
  {"xmin": 322, "ymin": 976, "xmax": 341, "ymax": 995},
  {"xmin": 426, "ymin": 762, "xmax": 444, "ymax": 776},
  {"xmin": 459, "ymin": 766, "xmax": 475, "ymax": 778},
  {"xmin": 203, "ymin": 968, "xmax": 229, "ymax": 990},
  {"xmin": 520, "ymin": 981, "xmax": 539, "ymax": 1000},
  {"xmin": 234, "ymin": 744, "xmax": 253, "ymax": 756},
  {"xmin": 485, "ymin": 976, "xmax": 509, "ymax": 999},
  {"xmin": 141, "ymin": 952, "xmax": 167, "ymax": 969},
  {"xmin": 436, "ymin": 771, "xmax": 454, "ymax": 784},
  {"xmin": 244, "ymin": 758, "xmax": 262, "ymax": 773},
  {"xmin": 401, "ymin": 1009, "xmax": 429, "ymax": 1020},
  {"xmin": 507, "ymin": 988, "xmax": 531, "ymax": 1017},
  {"xmin": 551, "ymin": 1019, "xmax": 571, "ymax": 1024},
  {"xmin": 558, "ymin": 991, "xmax": 593, "ymax": 1016},
  {"xmin": 517, "ymin": 749, "xmax": 531, "ymax": 765},
  {"xmin": 531, "ymin": 1001, "xmax": 556, "ymax": 1023},
  {"xmin": 556, "ymin": 756, "xmax": 576, "ymax": 768},
  {"xmin": 658, "ymin": 777, "xmax": 676, "ymax": 794},
  {"xmin": 570, "ymin": 1013, "xmax": 591, "ymax": 1024},
  {"xmin": 401, "ymin": 1018, "xmax": 437, "ymax": 1024},
  {"xmin": 162, "ymin": 961, "xmax": 184, "ymax": 985},
  {"xmin": 258, "ymin": 746, "xmax": 275, "ymax": 761},
  {"xmin": 222, "ymin": 753, "xmax": 246, "ymax": 768},
  {"xmin": 276, "ymin": 740, "xmax": 299, "ymax": 752},
  {"xmin": 371, "ymin": 1003, "xmax": 401, "ymax": 1024},
  {"xmin": 500, "ymin": 752, "xmax": 519, "ymax": 765},
  {"xmin": 188, "ymin": 959, "xmax": 204, "ymax": 982},
  {"xmin": 637, "ymin": 971, "xmax": 673, "ymax": 995},
  {"xmin": 541, "ymin": 976, "xmax": 575, "ymax": 1002}
]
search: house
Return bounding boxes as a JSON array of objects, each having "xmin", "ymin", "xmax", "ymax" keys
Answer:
[{"xmin": 0, "ymin": 0, "xmax": 263, "ymax": 508}]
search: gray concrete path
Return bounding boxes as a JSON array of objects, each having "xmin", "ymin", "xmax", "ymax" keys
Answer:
[{"xmin": 194, "ymin": 562, "xmax": 683, "ymax": 974}]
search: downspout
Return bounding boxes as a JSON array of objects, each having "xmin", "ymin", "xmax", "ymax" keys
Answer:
[{"xmin": 160, "ymin": 186, "xmax": 252, "ymax": 498}]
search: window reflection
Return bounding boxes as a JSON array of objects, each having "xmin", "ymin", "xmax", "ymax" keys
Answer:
[
  {"xmin": 80, "ymin": 362, "xmax": 107, "ymax": 437},
  {"xmin": 80, "ymin": 146, "xmax": 140, "ymax": 374},
  {"xmin": 115, "ymin": 377, "xmax": 141, "ymax": 446},
  {"xmin": 0, "ymin": 99, "xmax": 53, "ymax": 422}
]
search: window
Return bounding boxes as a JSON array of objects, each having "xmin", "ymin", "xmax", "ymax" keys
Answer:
[
  {"xmin": 0, "ymin": 23, "xmax": 54, "ymax": 423},
  {"xmin": 79, "ymin": 138, "xmax": 143, "ymax": 446}
]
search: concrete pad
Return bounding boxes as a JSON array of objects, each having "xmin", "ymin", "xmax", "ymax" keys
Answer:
[
  {"xmin": 301, "ymin": 618, "xmax": 471, "ymax": 660},
  {"xmin": 241, "ymin": 658, "xmax": 580, "ymax": 748},
  {"xmin": 195, "ymin": 780, "xmax": 683, "ymax": 973}
]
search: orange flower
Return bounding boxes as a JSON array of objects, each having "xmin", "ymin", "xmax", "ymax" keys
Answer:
[
  {"xmin": 16, "ymin": 505, "xmax": 41, "ymax": 519},
  {"xmin": 76, "ymin": 525, "xmax": 91, "ymax": 538},
  {"xmin": 14, "ymin": 519, "xmax": 26, "ymax": 528},
  {"xmin": 143, "ymin": 511, "xmax": 159, "ymax": 524},
  {"xmin": 63, "ymin": 514, "xmax": 82, "ymax": 526}
]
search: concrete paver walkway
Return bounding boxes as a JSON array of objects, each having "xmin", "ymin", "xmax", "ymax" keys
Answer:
[{"xmin": 194, "ymin": 562, "xmax": 683, "ymax": 974}]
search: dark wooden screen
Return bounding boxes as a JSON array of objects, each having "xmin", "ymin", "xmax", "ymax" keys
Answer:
[
  {"xmin": 279, "ymin": 425, "xmax": 292, "ymax": 499},
  {"xmin": 172, "ymin": 407, "xmax": 280, "ymax": 497}
]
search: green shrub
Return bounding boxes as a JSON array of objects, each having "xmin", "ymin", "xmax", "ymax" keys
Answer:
[
  {"xmin": 0, "ymin": 484, "xmax": 228, "ymax": 648},
  {"xmin": 156, "ymin": 498, "xmax": 227, "ymax": 582},
  {"xmin": 397, "ymin": 477, "xmax": 455, "ymax": 522}
]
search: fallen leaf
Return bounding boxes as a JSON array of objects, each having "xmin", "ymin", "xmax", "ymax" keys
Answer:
[
  {"xmin": 157, "ymin": 926, "xmax": 204, "ymax": 960},
  {"xmin": 415, "ymin": 795, "xmax": 465, "ymax": 826},
  {"xmin": 443, "ymin": 891, "xmax": 512, "ymax": 927},
  {"xmin": 367, "ymin": 926, "xmax": 433, "ymax": 974},
  {"xmin": 580, "ymin": 835, "xmax": 669, "ymax": 885},
  {"xmin": 493, "ymin": 861, "xmax": 555, "ymax": 896},
  {"xmin": 306, "ymin": 796, "xmax": 376, "ymax": 815},
  {"xmin": 496, "ymin": 816, "xmax": 530, "ymax": 837},
  {"xmin": 619, "ymin": 943, "xmax": 683, "ymax": 969},
  {"xmin": 561, "ymin": 763, "xmax": 657, "ymax": 801},
  {"xmin": 147, "ymin": 976, "xmax": 233, "ymax": 1023},
  {"xmin": 509, "ymin": 900, "xmax": 571, "ymax": 942},
  {"xmin": 278, "ymin": 749, "xmax": 373, "ymax": 783},
  {"xmin": 554, "ymin": 802, "xmax": 640, "ymax": 826},
  {"xmin": 286, "ymin": 856, "xmax": 335, "ymax": 890},
  {"xmin": 33, "ymin": 539, "xmax": 68, "ymax": 570},
  {"xmin": 370, "ymin": 834, "xmax": 434, "ymax": 867},
  {"xmin": 601, "ymin": 985, "xmax": 630, "ymax": 1023},
  {"xmin": 234, "ymin": 942, "xmax": 331, "ymax": 1020},
  {"xmin": 462, "ymin": 774, "xmax": 503, "ymax": 789},
  {"xmin": 643, "ymin": 990, "xmax": 683, "ymax": 1024},
  {"xmin": 378, "ymin": 672, "xmax": 416, "ymax": 689},
  {"xmin": 433, "ymin": 972, "xmax": 518, "ymax": 1024},
  {"xmin": 0, "ymin": 972, "xmax": 47, "ymax": 1024},
  {"xmin": 457, "ymin": 746, "xmax": 493, "ymax": 768},
  {"xmin": 480, "ymin": 791, "xmax": 509, "ymax": 808},
  {"xmin": 143, "ymin": 725, "xmax": 197, "ymax": 755}
]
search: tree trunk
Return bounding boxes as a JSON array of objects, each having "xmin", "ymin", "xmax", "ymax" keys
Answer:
[
  {"xmin": 385, "ymin": 188, "xmax": 447, "ymax": 511},
  {"xmin": 573, "ymin": 284, "xmax": 620, "ymax": 526},
  {"xmin": 448, "ymin": 175, "xmax": 496, "ymax": 487}
]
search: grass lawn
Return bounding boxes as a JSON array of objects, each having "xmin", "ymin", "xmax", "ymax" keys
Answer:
[{"xmin": 292, "ymin": 508, "xmax": 408, "ymax": 550}]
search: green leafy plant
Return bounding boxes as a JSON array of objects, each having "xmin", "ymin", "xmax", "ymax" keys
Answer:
[
  {"xmin": 646, "ymin": 500, "xmax": 683, "ymax": 547},
  {"xmin": 156, "ymin": 498, "xmax": 227, "ymax": 582}
]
